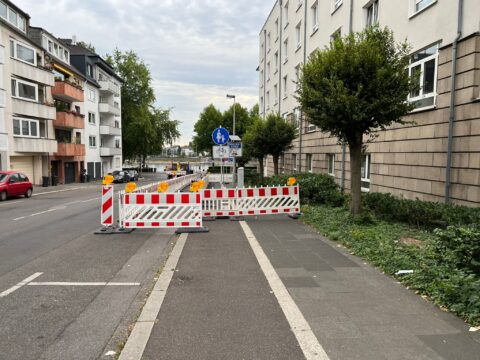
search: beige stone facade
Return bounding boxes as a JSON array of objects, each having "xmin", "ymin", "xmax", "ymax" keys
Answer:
[{"xmin": 259, "ymin": 0, "xmax": 480, "ymax": 206}]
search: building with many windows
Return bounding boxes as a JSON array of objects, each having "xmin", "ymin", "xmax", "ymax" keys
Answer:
[
  {"xmin": 0, "ymin": 0, "xmax": 57, "ymax": 185},
  {"xmin": 259, "ymin": 0, "xmax": 480, "ymax": 206}
]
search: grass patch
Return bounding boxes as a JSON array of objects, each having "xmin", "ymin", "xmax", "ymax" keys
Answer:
[{"xmin": 302, "ymin": 204, "xmax": 480, "ymax": 326}]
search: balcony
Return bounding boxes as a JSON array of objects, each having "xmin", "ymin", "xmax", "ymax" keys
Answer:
[
  {"xmin": 53, "ymin": 111, "xmax": 85, "ymax": 129},
  {"xmin": 11, "ymin": 60, "xmax": 54, "ymax": 86},
  {"xmin": 100, "ymin": 125, "xmax": 121, "ymax": 136},
  {"xmin": 13, "ymin": 137, "xmax": 57, "ymax": 153},
  {"xmin": 99, "ymin": 102, "xmax": 121, "ymax": 116},
  {"xmin": 55, "ymin": 143, "xmax": 85, "ymax": 157},
  {"xmin": 98, "ymin": 79, "xmax": 120, "ymax": 96},
  {"xmin": 12, "ymin": 98, "xmax": 56, "ymax": 120},
  {"xmin": 52, "ymin": 80, "xmax": 84, "ymax": 102},
  {"xmin": 100, "ymin": 147, "xmax": 122, "ymax": 157}
]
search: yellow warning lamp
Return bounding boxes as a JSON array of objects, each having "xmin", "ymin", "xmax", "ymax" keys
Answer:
[
  {"xmin": 125, "ymin": 182, "xmax": 137, "ymax": 193},
  {"xmin": 158, "ymin": 182, "xmax": 169, "ymax": 193},
  {"xmin": 103, "ymin": 175, "xmax": 114, "ymax": 186},
  {"xmin": 177, "ymin": 162, "xmax": 181, "ymax": 171},
  {"xmin": 287, "ymin": 177, "xmax": 297, "ymax": 186},
  {"xmin": 190, "ymin": 182, "xmax": 200, "ymax": 193},
  {"xmin": 197, "ymin": 180, "xmax": 205, "ymax": 189}
]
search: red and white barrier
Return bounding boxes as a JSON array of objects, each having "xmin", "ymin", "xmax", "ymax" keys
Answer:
[
  {"xmin": 202, "ymin": 188, "xmax": 237, "ymax": 217},
  {"xmin": 237, "ymin": 185, "xmax": 300, "ymax": 216},
  {"xmin": 121, "ymin": 192, "xmax": 202, "ymax": 229},
  {"xmin": 101, "ymin": 185, "xmax": 114, "ymax": 227}
]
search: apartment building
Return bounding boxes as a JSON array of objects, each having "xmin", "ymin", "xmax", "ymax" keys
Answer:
[
  {"xmin": 63, "ymin": 39, "xmax": 123, "ymax": 180},
  {"xmin": 0, "ymin": 0, "xmax": 57, "ymax": 185},
  {"xmin": 259, "ymin": 0, "xmax": 480, "ymax": 206},
  {"xmin": 28, "ymin": 27, "xmax": 87, "ymax": 184}
]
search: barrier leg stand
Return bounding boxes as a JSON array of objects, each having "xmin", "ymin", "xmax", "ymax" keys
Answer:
[
  {"xmin": 288, "ymin": 213, "xmax": 302, "ymax": 220},
  {"xmin": 175, "ymin": 227, "xmax": 209, "ymax": 234}
]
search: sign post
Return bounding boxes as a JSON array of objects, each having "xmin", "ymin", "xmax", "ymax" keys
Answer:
[{"xmin": 212, "ymin": 127, "xmax": 229, "ymax": 188}]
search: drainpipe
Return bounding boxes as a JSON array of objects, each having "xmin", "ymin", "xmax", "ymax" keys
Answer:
[
  {"xmin": 445, "ymin": 0, "xmax": 464, "ymax": 203},
  {"xmin": 340, "ymin": 0, "xmax": 354, "ymax": 191},
  {"xmin": 278, "ymin": 0, "xmax": 283, "ymax": 114},
  {"xmin": 298, "ymin": 0, "xmax": 308, "ymax": 173},
  {"xmin": 263, "ymin": 29, "xmax": 267, "ymax": 119}
]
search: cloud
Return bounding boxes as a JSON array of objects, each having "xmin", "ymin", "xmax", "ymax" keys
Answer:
[{"xmin": 15, "ymin": 0, "xmax": 272, "ymax": 145}]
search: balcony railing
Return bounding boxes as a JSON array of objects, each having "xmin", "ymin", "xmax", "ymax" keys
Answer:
[
  {"xmin": 55, "ymin": 143, "xmax": 86, "ymax": 157},
  {"xmin": 12, "ymin": 98, "xmax": 56, "ymax": 120},
  {"xmin": 11, "ymin": 60, "xmax": 55, "ymax": 86},
  {"xmin": 99, "ymin": 102, "xmax": 121, "ymax": 116},
  {"xmin": 52, "ymin": 80, "xmax": 84, "ymax": 102},
  {"xmin": 13, "ymin": 137, "xmax": 57, "ymax": 153},
  {"xmin": 100, "ymin": 125, "xmax": 122, "ymax": 136},
  {"xmin": 54, "ymin": 111, "xmax": 85, "ymax": 129},
  {"xmin": 98, "ymin": 79, "xmax": 120, "ymax": 96},
  {"xmin": 100, "ymin": 147, "xmax": 122, "ymax": 157}
]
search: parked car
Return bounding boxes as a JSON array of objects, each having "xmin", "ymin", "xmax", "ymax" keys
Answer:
[
  {"xmin": 0, "ymin": 171, "xmax": 33, "ymax": 201},
  {"xmin": 113, "ymin": 171, "xmax": 130, "ymax": 183},
  {"xmin": 127, "ymin": 170, "xmax": 139, "ymax": 181}
]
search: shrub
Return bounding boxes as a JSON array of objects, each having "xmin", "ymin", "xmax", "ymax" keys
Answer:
[
  {"xmin": 260, "ymin": 173, "xmax": 347, "ymax": 207},
  {"xmin": 363, "ymin": 192, "xmax": 480, "ymax": 228}
]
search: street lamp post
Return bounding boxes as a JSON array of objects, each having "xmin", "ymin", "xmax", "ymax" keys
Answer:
[{"xmin": 226, "ymin": 94, "xmax": 236, "ymax": 186}]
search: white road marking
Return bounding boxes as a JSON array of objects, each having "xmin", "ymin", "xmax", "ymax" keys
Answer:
[
  {"xmin": 118, "ymin": 233, "xmax": 188, "ymax": 360},
  {"xmin": 0, "ymin": 200, "xmax": 24, "ymax": 207},
  {"xmin": 13, "ymin": 217, "xmax": 25, "ymax": 221},
  {"xmin": 32, "ymin": 187, "xmax": 88, "ymax": 197},
  {"xmin": 29, "ymin": 208, "xmax": 57, "ymax": 217},
  {"xmin": 81, "ymin": 197, "xmax": 100, "ymax": 203},
  {"xmin": 239, "ymin": 221, "xmax": 330, "ymax": 360},
  {"xmin": 0, "ymin": 272, "xmax": 43, "ymax": 298},
  {"xmin": 28, "ymin": 282, "xmax": 140, "ymax": 286}
]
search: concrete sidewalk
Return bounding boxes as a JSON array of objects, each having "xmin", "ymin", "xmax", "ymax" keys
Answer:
[{"xmin": 130, "ymin": 215, "xmax": 479, "ymax": 360}]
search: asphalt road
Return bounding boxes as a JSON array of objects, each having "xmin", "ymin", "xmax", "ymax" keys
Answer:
[{"xmin": 0, "ymin": 174, "xmax": 173, "ymax": 360}]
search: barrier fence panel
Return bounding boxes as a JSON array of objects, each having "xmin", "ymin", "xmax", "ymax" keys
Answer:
[
  {"xmin": 202, "ymin": 188, "xmax": 237, "ymax": 217},
  {"xmin": 122, "ymin": 192, "xmax": 202, "ymax": 229},
  {"xmin": 236, "ymin": 186, "xmax": 300, "ymax": 216}
]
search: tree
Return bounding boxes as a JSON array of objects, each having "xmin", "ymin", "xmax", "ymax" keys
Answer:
[
  {"xmin": 107, "ymin": 49, "xmax": 179, "ymax": 164},
  {"xmin": 262, "ymin": 113, "xmax": 297, "ymax": 175},
  {"xmin": 192, "ymin": 104, "xmax": 223, "ymax": 155},
  {"xmin": 243, "ymin": 117, "xmax": 269, "ymax": 179},
  {"xmin": 297, "ymin": 26, "xmax": 415, "ymax": 215},
  {"xmin": 222, "ymin": 103, "xmax": 254, "ymax": 139},
  {"xmin": 76, "ymin": 41, "xmax": 95, "ymax": 53}
]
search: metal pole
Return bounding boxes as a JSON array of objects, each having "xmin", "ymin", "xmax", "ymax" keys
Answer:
[{"xmin": 233, "ymin": 97, "xmax": 236, "ymax": 186}]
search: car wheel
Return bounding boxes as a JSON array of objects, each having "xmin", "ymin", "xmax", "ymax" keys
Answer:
[
  {"xmin": 25, "ymin": 188, "xmax": 33, "ymax": 198},
  {"xmin": 0, "ymin": 191, "xmax": 6, "ymax": 201}
]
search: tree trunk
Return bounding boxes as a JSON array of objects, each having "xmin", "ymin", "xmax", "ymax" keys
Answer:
[
  {"xmin": 258, "ymin": 156, "xmax": 264, "ymax": 180},
  {"xmin": 349, "ymin": 142, "xmax": 363, "ymax": 216},
  {"xmin": 273, "ymin": 155, "xmax": 279, "ymax": 175}
]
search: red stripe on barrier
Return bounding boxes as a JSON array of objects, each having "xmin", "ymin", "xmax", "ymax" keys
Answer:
[
  {"xmin": 229, "ymin": 212, "xmax": 235, "ymax": 216},
  {"xmin": 204, "ymin": 212, "xmax": 211, "ymax": 216},
  {"xmin": 152, "ymin": 222, "xmax": 160, "ymax": 227},
  {"xmin": 151, "ymin": 194, "xmax": 160, "ymax": 204},
  {"xmin": 125, "ymin": 222, "xmax": 130, "ymax": 227},
  {"xmin": 239, "ymin": 211, "xmax": 244, "ymax": 215},
  {"xmin": 204, "ymin": 190, "xmax": 211, "ymax": 198},
  {"xmin": 104, "ymin": 215, "xmax": 113, "ymax": 225},
  {"xmin": 260, "ymin": 210, "xmax": 267, "ymax": 214},
  {"xmin": 137, "ymin": 222, "xmax": 145, "ymax": 227},
  {"xmin": 181, "ymin": 222, "xmax": 190, "ymax": 227},
  {"xmin": 137, "ymin": 194, "xmax": 145, "ymax": 205},
  {"xmin": 238, "ymin": 190, "xmax": 242, "ymax": 197},
  {"xmin": 294, "ymin": 186, "xmax": 298, "ymax": 195},
  {"xmin": 247, "ymin": 189, "xmax": 254, "ymax": 197},
  {"xmin": 284, "ymin": 209, "xmax": 291, "ymax": 213},
  {"xmin": 248, "ymin": 210, "xmax": 255, "ymax": 215},
  {"xmin": 196, "ymin": 193, "xmax": 201, "ymax": 204},
  {"xmin": 295, "ymin": 208, "xmax": 299, "ymax": 212},
  {"xmin": 102, "ymin": 187, "xmax": 111, "ymax": 196},
  {"xmin": 228, "ymin": 190, "xmax": 235, "ymax": 198},
  {"xmin": 166, "ymin": 194, "xmax": 174, "ymax": 204},
  {"xmin": 196, "ymin": 222, "xmax": 201, "ymax": 227},
  {"xmin": 259, "ymin": 188, "xmax": 266, "ymax": 197},
  {"xmin": 167, "ymin": 222, "xmax": 175, "ymax": 227},
  {"xmin": 181, "ymin": 194, "xmax": 190, "ymax": 204},
  {"xmin": 102, "ymin": 197, "xmax": 112, "ymax": 213},
  {"xmin": 125, "ymin": 195, "xmax": 130, "ymax": 205},
  {"xmin": 217, "ymin": 212, "xmax": 223, "ymax": 216},
  {"xmin": 283, "ymin": 187, "xmax": 289, "ymax": 196},
  {"xmin": 216, "ymin": 190, "xmax": 222, "ymax": 198},
  {"xmin": 272, "ymin": 209, "xmax": 279, "ymax": 214},
  {"xmin": 271, "ymin": 188, "xmax": 278, "ymax": 196}
]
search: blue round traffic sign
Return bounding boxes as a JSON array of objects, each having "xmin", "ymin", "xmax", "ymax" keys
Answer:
[{"xmin": 212, "ymin": 127, "xmax": 229, "ymax": 145}]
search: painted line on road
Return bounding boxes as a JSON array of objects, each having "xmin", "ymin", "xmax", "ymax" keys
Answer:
[
  {"xmin": 29, "ymin": 208, "xmax": 57, "ymax": 217},
  {"xmin": 13, "ymin": 216, "xmax": 25, "ymax": 221},
  {"xmin": 28, "ymin": 282, "xmax": 140, "ymax": 286},
  {"xmin": 118, "ymin": 233, "xmax": 188, "ymax": 360},
  {"xmin": 0, "ymin": 272, "xmax": 43, "ymax": 298},
  {"xmin": 81, "ymin": 197, "xmax": 100, "ymax": 203},
  {"xmin": 239, "ymin": 221, "xmax": 330, "ymax": 360},
  {"xmin": 32, "ymin": 187, "xmax": 88, "ymax": 197}
]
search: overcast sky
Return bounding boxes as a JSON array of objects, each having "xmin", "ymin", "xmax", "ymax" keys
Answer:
[{"xmin": 15, "ymin": 0, "xmax": 273, "ymax": 145}]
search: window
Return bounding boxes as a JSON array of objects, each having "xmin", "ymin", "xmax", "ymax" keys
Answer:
[
  {"xmin": 275, "ymin": 19, "xmax": 279, "ymax": 39},
  {"xmin": 0, "ymin": 2, "xmax": 6, "ymax": 18},
  {"xmin": 283, "ymin": 75, "xmax": 288, "ymax": 98},
  {"xmin": 115, "ymin": 139, "xmax": 120, "ymax": 148},
  {"xmin": 267, "ymin": 32, "xmax": 271, "ymax": 52},
  {"xmin": 266, "ymin": 91, "xmax": 270, "ymax": 108},
  {"xmin": 307, "ymin": 154, "xmax": 313, "ymax": 173},
  {"xmin": 0, "ymin": 2, "xmax": 25, "ymax": 32},
  {"xmin": 295, "ymin": 64, "xmax": 301, "ymax": 89},
  {"xmin": 260, "ymin": 70, "xmax": 264, "ymax": 87},
  {"xmin": 87, "ymin": 64, "xmax": 94, "ymax": 78},
  {"xmin": 283, "ymin": 38, "xmax": 288, "ymax": 63},
  {"xmin": 361, "ymin": 154, "xmax": 371, "ymax": 192},
  {"xmin": 415, "ymin": 0, "xmax": 435, "ymax": 13},
  {"xmin": 331, "ymin": 28, "xmax": 341, "ymax": 42},
  {"xmin": 87, "ymin": 87, "xmax": 96, "ymax": 102},
  {"xmin": 89, "ymin": 136, "xmax": 97, "ymax": 147},
  {"xmin": 307, "ymin": 121, "xmax": 316, "ymax": 132},
  {"xmin": 327, "ymin": 154, "xmax": 335, "ymax": 175},
  {"xmin": 408, "ymin": 43, "xmax": 438, "ymax": 109},
  {"xmin": 10, "ymin": 39, "xmax": 36, "ymax": 65},
  {"xmin": 274, "ymin": 51, "xmax": 279, "ymax": 72},
  {"xmin": 48, "ymin": 40, "xmax": 53, "ymax": 53},
  {"xmin": 260, "ymin": 96, "xmax": 264, "ymax": 111},
  {"xmin": 311, "ymin": 2, "xmax": 319, "ymax": 33},
  {"xmin": 274, "ymin": 84, "xmax": 278, "ymax": 104},
  {"xmin": 366, "ymin": 0, "xmax": 379, "ymax": 27},
  {"xmin": 88, "ymin": 112, "xmax": 96, "ymax": 124},
  {"xmin": 267, "ymin": 62, "xmax": 271, "ymax": 80},
  {"xmin": 293, "ymin": 107, "xmax": 301, "ymax": 129},
  {"xmin": 283, "ymin": 1, "xmax": 289, "ymax": 28},
  {"xmin": 292, "ymin": 153, "xmax": 297, "ymax": 171},
  {"xmin": 114, "ymin": 120, "xmax": 120, "ymax": 128},
  {"xmin": 295, "ymin": 22, "xmax": 301, "ymax": 49},
  {"xmin": 333, "ymin": 0, "xmax": 343, "ymax": 11},
  {"xmin": 12, "ymin": 78, "xmax": 38, "ymax": 102},
  {"xmin": 13, "ymin": 118, "xmax": 39, "ymax": 138}
]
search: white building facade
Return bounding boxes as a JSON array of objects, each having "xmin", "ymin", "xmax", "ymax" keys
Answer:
[{"xmin": 259, "ymin": 0, "xmax": 480, "ymax": 206}]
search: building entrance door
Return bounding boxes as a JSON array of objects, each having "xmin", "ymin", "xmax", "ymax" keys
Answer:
[{"xmin": 64, "ymin": 162, "xmax": 75, "ymax": 184}]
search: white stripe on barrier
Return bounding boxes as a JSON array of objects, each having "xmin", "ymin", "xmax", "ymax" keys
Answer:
[
  {"xmin": 236, "ymin": 185, "xmax": 300, "ymax": 216},
  {"xmin": 201, "ymin": 188, "xmax": 238, "ymax": 217}
]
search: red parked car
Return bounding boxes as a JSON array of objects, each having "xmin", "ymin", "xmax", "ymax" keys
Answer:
[{"xmin": 0, "ymin": 171, "xmax": 33, "ymax": 201}]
